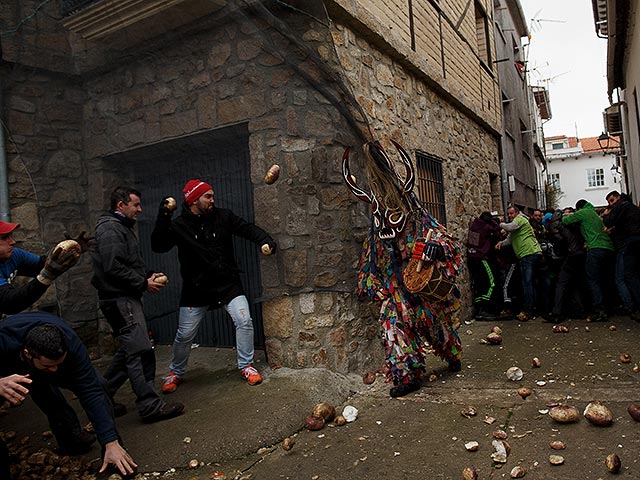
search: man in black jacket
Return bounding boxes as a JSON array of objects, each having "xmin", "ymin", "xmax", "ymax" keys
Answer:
[
  {"xmin": 92, "ymin": 187, "xmax": 184, "ymax": 422},
  {"xmin": 151, "ymin": 179, "xmax": 276, "ymax": 393},
  {"xmin": 603, "ymin": 190, "xmax": 640, "ymax": 318},
  {"xmin": 0, "ymin": 312, "xmax": 137, "ymax": 476}
]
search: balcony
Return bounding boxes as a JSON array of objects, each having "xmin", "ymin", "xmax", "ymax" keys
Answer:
[{"xmin": 62, "ymin": 0, "xmax": 226, "ymax": 42}]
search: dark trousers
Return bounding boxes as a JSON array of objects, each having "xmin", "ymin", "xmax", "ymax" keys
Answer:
[
  {"xmin": 552, "ymin": 254, "xmax": 587, "ymax": 316},
  {"xmin": 468, "ymin": 258, "xmax": 497, "ymax": 310},
  {"xmin": 100, "ymin": 297, "xmax": 163, "ymax": 418},
  {"xmin": 585, "ymin": 248, "xmax": 615, "ymax": 309},
  {"xmin": 615, "ymin": 236, "xmax": 640, "ymax": 310}
]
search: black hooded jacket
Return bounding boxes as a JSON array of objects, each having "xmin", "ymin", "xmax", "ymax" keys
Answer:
[{"xmin": 151, "ymin": 204, "xmax": 274, "ymax": 307}]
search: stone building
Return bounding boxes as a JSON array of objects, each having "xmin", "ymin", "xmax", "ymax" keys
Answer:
[
  {"xmin": 0, "ymin": 0, "xmax": 502, "ymax": 374},
  {"xmin": 493, "ymin": 0, "xmax": 547, "ymax": 213}
]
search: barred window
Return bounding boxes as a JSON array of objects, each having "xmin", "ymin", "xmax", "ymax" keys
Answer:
[
  {"xmin": 586, "ymin": 168, "xmax": 605, "ymax": 187},
  {"xmin": 415, "ymin": 152, "xmax": 446, "ymax": 225}
]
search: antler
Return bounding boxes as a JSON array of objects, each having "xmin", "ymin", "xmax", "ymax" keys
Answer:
[{"xmin": 342, "ymin": 147, "xmax": 372, "ymax": 203}]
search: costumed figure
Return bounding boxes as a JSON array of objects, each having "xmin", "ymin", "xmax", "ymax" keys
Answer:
[{"xmin": 343, "ymin": 140, "xmax": 463, "ymax": 397}]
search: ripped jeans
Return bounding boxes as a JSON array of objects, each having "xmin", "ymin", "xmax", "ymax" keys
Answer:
[{"xmin": 168, "ymin": 295, "xmax": 255, "ymax": 377}]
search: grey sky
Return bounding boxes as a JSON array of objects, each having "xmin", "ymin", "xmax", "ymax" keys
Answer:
[{"xmin": 518, "ymin": 0, "xmax": 609, "ymax": 139}]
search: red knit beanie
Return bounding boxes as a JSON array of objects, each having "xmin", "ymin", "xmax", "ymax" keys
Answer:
[{"xmin": 183, "ymin": 179, "xmax": 212, "ymax": 205}]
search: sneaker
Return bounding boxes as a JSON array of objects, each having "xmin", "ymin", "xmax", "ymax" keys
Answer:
[
  {"xmin": 161, "ymin": 373, "xmax": 183, "ymax": 394},
  {"xmin": 241, "ymin": 365, "xmax": 263, "ymax": 385},
  {"xmin": 141, "ymin": 402, "xmax": 185, "ymax": 423},
  {"xmin": 475, "ymin": 309, "xmax": 496, "ymax": 320}
]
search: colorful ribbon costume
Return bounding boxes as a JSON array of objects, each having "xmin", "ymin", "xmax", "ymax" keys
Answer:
[{"xmin": 343, "ymin": 140, "xmax": 463, "ymax": 397}]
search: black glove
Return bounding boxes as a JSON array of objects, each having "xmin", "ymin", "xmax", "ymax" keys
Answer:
[
  {"xmin": 158, "ymin": 196, "xmax": 177, "ymax": 219},
  {"xmin": 39, "ymin": 240, "xmax": 81, "ymax": 284},
  {"xmin": 64, "ymin": 231, "xmax": 95, "ymax": 253}
]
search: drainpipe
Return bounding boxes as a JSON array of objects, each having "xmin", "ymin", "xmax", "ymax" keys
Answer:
[
  {"xmin": 498, "ymin": 139, "xmax": 509, "ymax": 217},
  {"xmin": 0, "ymin": 78, "xmax": 10, "ymax": 222}
]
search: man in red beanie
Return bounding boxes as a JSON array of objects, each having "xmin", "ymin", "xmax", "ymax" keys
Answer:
[
  {"xmin": 151, "ymin": 179, "xmax": 276, "ymax": 392},
  {"xmin": 0, "ymin": 221, "xmax": 83, "ymax": 317}
]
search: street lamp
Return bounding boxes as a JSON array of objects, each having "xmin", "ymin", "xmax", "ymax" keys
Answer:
[{"xmin": 597, "ymin": 132, "xmax": 621, "ymax": 154}]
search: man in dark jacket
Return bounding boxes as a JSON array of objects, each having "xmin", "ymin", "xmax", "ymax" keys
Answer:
[
  {"xmin": 467, "ymin": 212, "xmax": 500, "ymax": 319},
  {"xmin": 92, "ymin": 186, "xmax": 184, "ymax": 422},
  {"xmin": 1, "ymin": 221, "xmax": 82, "ymax": 317},
  {"xmin": 547, "ymin": 208, "xmax": 588, "ymax": 322},
  {"xmin": 152, "ymin": 179, "xmax": 276, "ymax": 392},
  {"xmin": 0, "ymin": 312, "xmax": 137, "ymax": 476},
  {"xmin": 603, "ymin": 190, "xmax": 640, "ymax": 319}
]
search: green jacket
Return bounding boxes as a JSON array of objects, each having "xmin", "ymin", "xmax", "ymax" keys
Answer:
[
  {"xmin": 500, "ymin": 213, "xmax": 542, "ymax": 259},
  {"xmin": 562, "ymin": 202, "xmax": 614, "ymax": 251}
]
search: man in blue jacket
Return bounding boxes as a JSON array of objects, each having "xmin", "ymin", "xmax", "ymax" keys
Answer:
[{"xmin": 0, "ymin": 312, "xmax": 137, "ymax": 476}]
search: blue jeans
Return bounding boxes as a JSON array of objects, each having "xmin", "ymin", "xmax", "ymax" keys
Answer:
[
  {"xmin": 518, "ymin": 253, "xmax": 541, "ymax": 313},
  {"xmin": 585, "ymin": 248, "xmax": 614, "ymax": 308},
  {"xmin": 616, "ymin": 236, "xmax": 640, "ymax": 309},
  {"xmin": 169, "ymin": 295, "xmax": 255, "ymax": 377}
]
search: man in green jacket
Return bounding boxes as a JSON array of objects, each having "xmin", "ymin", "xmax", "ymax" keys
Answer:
[
  {"xmin": 562, "ymin": 199, "xmax": 614, "ymax": 321},
  {"xmin": 496, "ymin": 206, "xmax": 542, "ymax": 321}
]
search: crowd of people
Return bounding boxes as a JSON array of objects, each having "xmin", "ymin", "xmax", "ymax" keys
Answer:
[
  {"xmin": 467, "ymin": 191, "xmax": 640, "ymax": 323},
  {"xmin": 0, "ymin": 179, "xmax": 275, "ymax": 478}
]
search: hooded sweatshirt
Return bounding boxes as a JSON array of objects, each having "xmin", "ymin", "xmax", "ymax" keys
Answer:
[{"xmin": 562, "ymin": 202, "xmax": 613, "ymax": 251}]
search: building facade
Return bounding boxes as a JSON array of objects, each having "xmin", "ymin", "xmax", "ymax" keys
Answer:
[
  {"xmin": 545, "ymin": 135, "xmax": 623, "ymax": 208},
  {"xmin": 493, "ymin": 0, "xmax": 547, "ymax": 213},
  {"xmin": 592, "ymin": 0, "xmax": 640, "ymax": 202},
  {"xmin": 1, "ymin": 0, "xmax": 502, "ymax": 373}
]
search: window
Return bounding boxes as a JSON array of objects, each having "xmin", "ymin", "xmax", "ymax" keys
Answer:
[
  {"xmin": 552, "ymin": 143, "xmax": 564, "ymax": 150},
  {"xmin": 416, "ymin": 152, "xmax": 446, "ymax": 225},
  {"xmin": 549, "ymin": 173, "xmax": 560, "ymax": 188},
  {"xmin": 587, "ymin": 168, "xmax": 605, "ymax": 187},
  {"xmin": 475, "ymin": 1, "xmax": 491, "ymax": 68}
]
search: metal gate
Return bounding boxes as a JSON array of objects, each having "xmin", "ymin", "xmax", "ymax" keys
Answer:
[{"xmin": 105, "ymin": 123, "xmax": 264, "ymax": 348}]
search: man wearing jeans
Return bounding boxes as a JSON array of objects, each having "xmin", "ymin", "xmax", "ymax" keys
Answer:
[
  {"xmin": 496, "ymin": 206, "xmax": 542, "ymax": 321},
  {"xmin": 151, "ymin": 179, "xmax": 276, "ymax": 393},
  {"xmin": 603, "ymin": 191, "xmax": 640, "ymax": 320},
  {"xmin": 562, "ymin": 199, "xmax": 615, "ymax": 322},
  {"xmin": 92, "ymin": 187, "xmax": 184, "ymax": 422}
]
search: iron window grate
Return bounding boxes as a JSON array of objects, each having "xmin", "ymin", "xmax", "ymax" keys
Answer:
[{"xmin": 415, "ymin": 151, "xmax": 447, "ymax": 226}]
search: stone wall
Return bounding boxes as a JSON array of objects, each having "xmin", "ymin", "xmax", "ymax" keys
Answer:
[
  {"xmin": 1, "ymin": 66, "xmax": 97, "ymax": 342},
  {"xmin": 1, "ymin": 1, "xmax": 501, "ymax": 373}
]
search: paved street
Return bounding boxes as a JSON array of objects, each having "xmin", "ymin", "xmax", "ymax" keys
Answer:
[{"xmin": 2, "ymin": 315, "xmax": 640, "ymax": 479}]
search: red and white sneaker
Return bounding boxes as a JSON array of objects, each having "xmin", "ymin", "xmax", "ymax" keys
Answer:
[
  {"xmin": 241, "ymin": 365, "xmax": 262, "ymax": 385},
  {"xmin": 161, "ymin": 372, "xmax": 183, "ymax": 394}
]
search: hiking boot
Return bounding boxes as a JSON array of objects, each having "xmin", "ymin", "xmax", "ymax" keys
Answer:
[
  {"xmin": 241, "ymin": 365, "xmax": 263, "ymax": 385},
  {"xmin": 141, "ymin": 402, "xmax": 185, "ymax": 423},
  {"xmin": 57, "ymin": 429, "xmax": 96, "ymax": 456},
  {"xmin": 448, "ymin": 359, "xmax": 462, "ymax": 372},
  {"xmin": 161, "ymin": 373, "xmax": 183, "ymax": 394},
  {"xmin": 389, "ymin": 379, "xmax": 421, "ymax": 398}
]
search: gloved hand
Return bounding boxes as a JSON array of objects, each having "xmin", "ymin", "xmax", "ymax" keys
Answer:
[
  {"xmin": 261, "ymin": 240, "xmax": 277, "ymax": 255},
  {"xmin": 158, "ymin": 196, "xmax": 177, "ymax": 219},
  {"xmin": 64, "ymin": 231, "xmax": 95, "ymax": 253},
  {"xmin": 38, "ymin": 240, "xmax": 81, "ymax": 285}
]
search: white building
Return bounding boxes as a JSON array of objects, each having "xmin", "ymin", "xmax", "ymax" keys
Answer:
[{"xmin": 545, "ymin": 135, "xmax": 624, "ymax": 208}]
